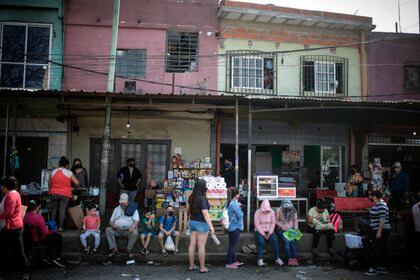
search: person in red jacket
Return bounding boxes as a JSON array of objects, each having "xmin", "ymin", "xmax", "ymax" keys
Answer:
[
  {"xmin": 0, "ymin": 176, "xmax": 29, "ymax": 280},
  {"xmin": 23, "ymin": 199, "xmax": 64, "ymax": 267},
  {"xmin": 49, "ymin": 156, "xmax": 79, "ymax": 231}
]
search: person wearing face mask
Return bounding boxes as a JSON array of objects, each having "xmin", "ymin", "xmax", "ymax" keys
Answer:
[
  {"xmin": 365, "ymin": 188, "xmax": 391, "ymax": 276},
  {"xmin": 106, "ymin": 193, "xmax": 139, "ymax": 258},
  {"xmin": 222, "ymin": 159, "xmax": 235, "ymax": 188},
  {"xmin": 276, "ymin": 199, "xmax": 299, "ymax": 266},
  {"xmin": 226, "ymin": 188, "xmax": 244, "ymax": 269},
  {"xmin": 306, "ymin": 200, "xmax": 335, "ymax": 258},
  {"xmin": 71, "ymin": 159, "xmax": 88, "ymax": 189},
  {"xmin": 117, "ymin": 158, "xmax": 142, "ymax": 204},
  {"xmin": 254, "ymin": 200, "xmax": 284, "ymax": 267},
  {"xmin": 158, "ymin": 206, "xmax": 180, "ymax": 256}
]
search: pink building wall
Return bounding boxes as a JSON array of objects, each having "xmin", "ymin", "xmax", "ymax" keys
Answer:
[
  {"xmin": 63, "ymin": 0, "xmax": 218, "ymax": 94},
  {"xmin": 367, "ymin": 32, "xmax": 420, "ymax": 101}
]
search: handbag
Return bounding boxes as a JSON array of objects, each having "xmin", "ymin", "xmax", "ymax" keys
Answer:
[{"xmin": 164, "ymin": 236, "xmax": 176, "ymax": 251}]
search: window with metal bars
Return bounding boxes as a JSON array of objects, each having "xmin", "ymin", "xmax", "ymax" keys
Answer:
[
  {"xmin": 165, "ymin": 30, "xmax": 199, "ymax": 73},
  {"xmin": 300, "ymin": 55, "xmax": 348, "ymax": 97},
  {"xmin": 227, "ymin": 51, "xmax": 276, "ymax": 94},
  {"xmin": 404, "ymin": 64, "xmax": 420, "ymax": 90},
  {"xmin": 116, "ymin": 49, "xmax": 146, "ymax": 78}
]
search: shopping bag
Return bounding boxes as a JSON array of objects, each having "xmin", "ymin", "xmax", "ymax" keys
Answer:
[
  {"xmin": 164, "ymin": 236, "xmax": 176, "ymax": 251},
  {"xmin": 283, "ymin": 228, "xmax": 303, "ymax": 241}
]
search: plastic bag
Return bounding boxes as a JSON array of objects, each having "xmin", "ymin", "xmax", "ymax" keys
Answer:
[{"xmin": 164, "ymin": 236, "xmax": 176, "ymax": 251}]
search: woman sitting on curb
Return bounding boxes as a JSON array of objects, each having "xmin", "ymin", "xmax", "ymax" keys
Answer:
[
  {"xmin": 276, "ymin": 199, "xmax": 300, "ymax": 266},
  {"xmin": 254, "ymin": 200, "xmax": 284, "ymax": 267}
]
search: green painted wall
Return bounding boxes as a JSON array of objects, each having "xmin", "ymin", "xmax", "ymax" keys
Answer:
[
  {"xmin": 218, "ymin": 39, "xmax": 361, "ymax": 97},
  {"xmin": 0, "ymin": 0, "xmax": 64, "ymax": 90}
]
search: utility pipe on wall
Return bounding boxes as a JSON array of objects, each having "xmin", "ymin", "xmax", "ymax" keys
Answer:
[
  {"xmin": 235, "ymin": 97, "xmax": 239, "ymax": 188},
  {"xmin": 246, "ymin": 100, "xmax": 252, "ymax": 232},
  {"xmin": 360, "ymin": 30, "xmax": 368, "ymax": 99}
]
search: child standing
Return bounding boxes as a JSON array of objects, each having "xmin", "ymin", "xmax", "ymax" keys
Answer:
[
  {"xmin": 158, "ymin": 206, "xmax": 180, "ymax": 256},
  {"xmin": 140, "ymin": 207, "xmax": 157, "ymax": 255},
  {"xmin": 80, "ymin": 205, "xmax": 101, "ymax": 253}
]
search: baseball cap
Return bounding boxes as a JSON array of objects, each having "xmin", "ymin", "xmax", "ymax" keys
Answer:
[
  {"xmin": 393, "ymin": 162, "xmax": 402, "ymax": 168},
  {"xmin": 119, "ymin": 193, "xmax": 129, "ymax": 204}
]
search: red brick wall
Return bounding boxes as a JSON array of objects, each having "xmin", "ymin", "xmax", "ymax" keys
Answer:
[{"xmin": 219, "ymin": 25, "xmax": 361, "ymax": 47}]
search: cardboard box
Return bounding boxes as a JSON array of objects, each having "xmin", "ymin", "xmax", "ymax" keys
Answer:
[{"xmin": 68, "ymin": 205, "xmax": 85, "ymax": 230}]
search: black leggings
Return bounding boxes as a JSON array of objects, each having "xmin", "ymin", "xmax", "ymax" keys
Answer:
[
  {"xmin": 308, "ymin": 227, "xmax": 335, "ymax": 249},
  {"xmin": 1, "ymin": 228, "xmax": 29, "ymax": 273},
  {"xmin": 370, "ymin": 229, "xmax": 390, "ymax": 268}
]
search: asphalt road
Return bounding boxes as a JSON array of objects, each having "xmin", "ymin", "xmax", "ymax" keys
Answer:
[{"xmin": 20, "ymin": 262, "xmax": 418, "ymax": 280}]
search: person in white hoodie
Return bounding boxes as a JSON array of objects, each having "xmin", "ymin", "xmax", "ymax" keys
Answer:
[{"xmin": 254, "ymin": 200, "xmax": 284, "ymax": 267}]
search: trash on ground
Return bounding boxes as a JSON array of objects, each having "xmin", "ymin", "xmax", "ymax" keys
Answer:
[
  {"xmin": 298, "ymin": 271, "xmax": 307, "ymax": 275},
  {"xmin": 147, "ymin": 261, "xmax": 154, "ymax": 265},
  {"xmin": 126, "ymin": 259, "xmax": 136, "ymax": 265}
]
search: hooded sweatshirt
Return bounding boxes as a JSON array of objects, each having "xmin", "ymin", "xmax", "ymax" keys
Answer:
[
  {"xmin": 254, "ymin": 200, "xmax": 276, "ymax": 236},
  {"xmin": 276, "ymin": 199, "xmax": 298, "ymax": 231}
]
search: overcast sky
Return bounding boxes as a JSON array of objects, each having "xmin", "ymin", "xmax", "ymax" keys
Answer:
[{"xmin": 236, "ymin": 0, "xmax": 420, "ymax": 33}]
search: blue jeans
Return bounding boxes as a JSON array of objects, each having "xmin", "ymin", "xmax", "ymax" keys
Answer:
[
  {"xmin": 255, "ymin": 232, "xmax": 280, "ymax": 260},
  {"xmin": 278, "ymin": 231, "xmax": 298, "ymax": 259},
  {"xmin": 227, "ymin": 229, "xmax": 241, "ymax": 264}
]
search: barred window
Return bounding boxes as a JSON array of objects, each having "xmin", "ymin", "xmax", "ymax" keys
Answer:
[
  {"xmin": 165, "ymin": 31, "xmax": 199, "ymax": 73},
  {"xmin": 116, "ymin": 49, "xmax": 146, "ymax": 78},
  {"xmin": 0, "ymin": 23, "xmax": 51, "ymax": 89},
  {"xmin": 227, "ymin": 51, "xmax": 276, "ymax": 94},
  {"xmin": 301, "ymin": 55, "xmax": 347, "ymax": 97},
  {"xmin": 404, "ymin": 64, "xmax": 420, "ymax": 90}
]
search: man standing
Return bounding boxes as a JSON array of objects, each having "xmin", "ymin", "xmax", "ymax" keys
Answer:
[
  {"xmin": 390, "ymin": 162, "xmax": 410, "ymax": 210},
  {"xmin": 117, "ymin": 158, "xmax": 142, "ymax": 203},
  {"xmin": 105, "ymin": 193, "xmax": 139, "ymax": 258}
]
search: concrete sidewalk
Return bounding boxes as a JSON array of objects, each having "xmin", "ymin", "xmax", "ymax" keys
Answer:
[{"xmin": 61, "ymin": 231, "xmax": 406, "ymax": 263}]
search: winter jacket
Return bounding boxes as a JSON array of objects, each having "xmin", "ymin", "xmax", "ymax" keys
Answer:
[{"xmin": 254, "ymin": 200, "xmax": 276, "ymax": 236}]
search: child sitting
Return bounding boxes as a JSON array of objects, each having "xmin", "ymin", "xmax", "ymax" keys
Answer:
[
  {"xmin": 158, "ymin": 205, "xmax": 180, "ymax": 256},
  {"xmin": 140, "ymin": 207, "xmax": 157, "ymax": 255},
  {"xmin": 80, "ymin": 204, "xmax": 101, "ymax": 253}
]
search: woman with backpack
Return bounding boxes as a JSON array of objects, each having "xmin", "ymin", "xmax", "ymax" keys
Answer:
[{"xmin": 226, "ymin": 188, "xmax": 244, "ymax": 269}]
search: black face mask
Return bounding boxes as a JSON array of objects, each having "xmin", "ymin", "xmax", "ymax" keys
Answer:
[
  {"xmin": 74, "ymin": 164, "xmax": 82, "ymax": 169},
  {"xmin": 167, "ymin": 211, "xmax": 174, "ymax": 217},
  {"xmin": 128, "ymin": 163, "xmax": 135, "ymax": 167}
]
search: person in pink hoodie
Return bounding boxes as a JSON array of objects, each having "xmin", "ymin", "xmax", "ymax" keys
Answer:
[{"xmin": 254, "ymin": 200, "xmax": 284, "ymax": 267}]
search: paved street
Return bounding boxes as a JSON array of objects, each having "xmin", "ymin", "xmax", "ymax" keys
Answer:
[{"xmin": 22, "ymin": 262, "xmax": 418, "ymax": 280}]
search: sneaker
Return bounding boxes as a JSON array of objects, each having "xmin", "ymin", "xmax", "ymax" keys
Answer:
[
  {"xmin": 377, "ymin": 267, "xmax": 388, "ymax": 275},
  {"xmin": 311, "ymin": 248, "xmax": 319, "ymax": 257},
  {"xmin": 233, "ymin": 261, "xmax": 244, "ymax": 267},
  {"xmin": 365, "ymin": 268, "xmax": 378, "ymax": 276},
  {"xmin": 141, "ymin": 248, "xmax": 149, "ymax": 255},
  {"xmin": 52, "ymin": 259, "xmax": 66, "ymax": 268},
  {"xmin": 257, "ymin": 259, "xmax": 267, "ymax": 267},
  {"xmin": 93, "ymin": 247, "xmax": 98, "ymax": 254},
  {"xmin": 288, "ymin": 259, "xmax": 294, "ymax": 266},
  {"xmin": 226, "ymin": 264, "xmax": 238, "ymax": 269},
  {"xmin": 293, "ymin": 258, "xmax": 299, "ymax": 266},
  {"xmin": 84, "ymin": 246, "xmax": 90, "ymax": 254},
  {"xmin": 41, "ymin": 258, "xmax": 52, "ymax": 266},
  {"xmin": 162, "ymin": 249, "xmax": 168, "ymax": 257},
  {"xmin": 174, "ymin": 249, "xmax": 179, "ymax": 256},
  {"xmin": 275, "ymin": 258, "xmax": 284, "ymax": 266}
]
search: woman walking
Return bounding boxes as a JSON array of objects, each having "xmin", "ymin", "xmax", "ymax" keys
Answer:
[
  {"xmin": 187, "ymin": 179, "xmax": 214, "ymax": 273},
  {"xmin": 49, "ymin": 156, "xmax": 79, "ymax": 231},
  {"xmin": 0, "ymin": 176, "xmax": 30, "ymax": 280},
  {"xmin": 276, "ymin": 199, "xmax": 299, "ymax": 266},
  {"xmin": 226, "ymin": 188, "xmax": 244, "ymax": 269}
]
